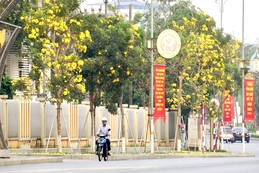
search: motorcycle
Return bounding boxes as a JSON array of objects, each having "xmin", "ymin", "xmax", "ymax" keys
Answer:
[{"xmin": 97, "ymin": 129, "xmax": 110, "ymax": 161}]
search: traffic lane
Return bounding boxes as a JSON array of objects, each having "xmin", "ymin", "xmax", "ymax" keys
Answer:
[
  {"xmin": 206, "ymin": 135, "xmax": 259, "ymax": 156},
  {"xmin": 221, "ymin": 138, "xmax": 259, "ymax": 157},
  {"xmin": 1, "ymin": 157, "xmax": 259, "ymax": 173},
  {"xmin": 148, "ymin": 159, "xmax": 259, "ymax": 173}
]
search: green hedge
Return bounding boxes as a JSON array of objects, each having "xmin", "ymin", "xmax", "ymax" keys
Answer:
[{"xmin": 251, "ymin": 134, "xmax": 259, "ymax": 138}]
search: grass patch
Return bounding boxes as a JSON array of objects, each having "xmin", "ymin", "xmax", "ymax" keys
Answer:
[
  {"xmin": 215, "ymin": 149, "xmax": 227, "ymax": 153},
  {"xmin": 82, "ymin": 144, "xmax": 91, "ymax": 148},
  {"xmin": 127, "ymin": 144, "xmax": 141, "ymax": 147},
  {"xmin": 248, "ymin": 128, "xmax": 256, "ymax": 133}
]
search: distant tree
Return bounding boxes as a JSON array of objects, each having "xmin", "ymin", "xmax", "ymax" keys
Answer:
[{"xmin": 0, "ymin": 73, "xmax": 14, "ymax": 99}]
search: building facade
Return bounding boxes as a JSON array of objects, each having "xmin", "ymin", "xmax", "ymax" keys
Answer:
[
  {"xmin": 5, "ymin": 44, "xmax": 30, "ymax": 80},
  {"xmin": 83, "ymin": 0, "xmax": 149, "ymax": 19}
]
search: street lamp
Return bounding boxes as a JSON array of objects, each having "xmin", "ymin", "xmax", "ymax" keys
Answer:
[
  {"xmin": 103, "ymin": 0, "xmax": 108, "ymax": 17},
  {"xmin": 215, "ymin": 0, "xmax": 227, "ymax": 29}
]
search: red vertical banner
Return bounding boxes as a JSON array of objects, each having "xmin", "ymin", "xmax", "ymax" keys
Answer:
[
  {"xmin": 244, "ymin": 78, "xmax": 255, "ymax": 124},
  {"xmin": 154, "ymin": 64, "xmax": 166, "ymax": 122},
  {"xmin": 223, "ymin": 91, "xmax": 233, "ymax": 125}
]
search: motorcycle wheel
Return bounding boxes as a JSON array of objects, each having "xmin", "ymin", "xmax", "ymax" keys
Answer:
[
  {"xmin": 103, "ymin": 146, "xmax": 108, "ymax": 161},
  {"xmin": 104, "ymin": 155, "xmax": 108, "ymax": 161},
  {"xmin": 98, "ymin": 147, "xmax": 102, "ymax": 162}
]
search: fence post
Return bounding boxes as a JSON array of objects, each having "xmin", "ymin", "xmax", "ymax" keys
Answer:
[
  {"xmin": 13, "ymin": 96, "xmax": 22, "ymax": 147},
  {"xmin": 0, "ymin": 95, "xmax": 8, "ymax": 141},
  {"xmin": 155, "ymin": 119, "xmax": 161, "ymax": 147},
  {"xmin": 37, "ymin": 98, "xmax": 46, "ymax": 148},
  {"xmin": 131, "ymin": 105, "xmax": 138, "ymax": 146},
  {"xmin": 67, "ymin": 103, "xmax": 71, "ymax": 148},
  {"xmin": 83, "ymin": 102, "xmax": 91, "ymax": 145}
]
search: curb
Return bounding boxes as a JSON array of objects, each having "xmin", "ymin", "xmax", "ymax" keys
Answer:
[
  {"xmin": 0, "ymin": 156, "xmax": 63, "ymax": 166},
  {"xmin": 65, "ymin": 154, "xmax": 255, "ymax": 161},
  {"xmin": 9, "ymin": 153, "xmax": 255, "ymax": 161},
  {"xmin": 0, "ymin": 153, "xmax": 255, "ymax": 166},
  {"xmin": 63, "ymin": 153, "xmax": 255, "ymax": 161}
]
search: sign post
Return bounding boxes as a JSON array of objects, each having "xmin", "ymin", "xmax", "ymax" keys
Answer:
[{"xmin": 156, "ymin": 29, "xmax": 181, "ymax": 151}]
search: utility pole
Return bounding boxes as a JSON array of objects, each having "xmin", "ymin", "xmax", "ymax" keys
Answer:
[
  {"xmin": 128, "ymin": 4, "xmax": 133, "ymax": 106},
  {"xmin": 216, "ymin": 0, "xmax": 227, "ymax": 29},
  {"xmin": 220, "ymin": 0, "xmax": 223, "ymax": 29},
  {"xmin": 150, "ymin": 0, "xmax": 154, "ymax": 155},
  {"xmin": 241, "ymin": 0, "xmax": 245, "ymax": 154},
  {"xmin": 103, "ymin": 0, "xmax": 108, "ymax": 18}
]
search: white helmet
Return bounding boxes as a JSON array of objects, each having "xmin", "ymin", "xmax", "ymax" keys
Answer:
[{"xmin": 102, "ymin": 117, "xmax": 108, "ymax": 122}]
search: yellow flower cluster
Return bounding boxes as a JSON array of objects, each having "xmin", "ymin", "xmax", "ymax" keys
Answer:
[
  {"xmin": 12, "ymin": 77, "xmax": 31, "ymax": 92},
  {"xmin": 70, "ymin": 19, "xmax": 82, "ymax": 26},
  {"xmin": 113, "ymin": 78, "xmax": 119, "ymax": 83},
  {"xmin": 76, "ymin": 83, "xmax": 86, "ymax": 94}
]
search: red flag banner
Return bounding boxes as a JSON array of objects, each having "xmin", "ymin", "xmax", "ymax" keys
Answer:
[
  {"xmin": 223, "ymin": 91, "xmax": 233, "ymax": 125},
  {"xmin": 244, "ymin": 78, "xmax": 255, "ymax": 124},
  {"xmin": 154, "ymin": 64, "xmax": 166, "ymax": 122}
]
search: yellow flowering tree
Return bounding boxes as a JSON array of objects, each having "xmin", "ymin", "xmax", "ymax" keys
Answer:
[
  {"xmin": 20, "ymin": 0, "xmax": 91, "ymax": 152},
  {"xmin": 166, "ymin": 11, "xmax": 240, "ymax": 143}
]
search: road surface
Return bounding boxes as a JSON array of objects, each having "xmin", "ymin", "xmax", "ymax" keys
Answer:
[{"xmin": 1, "ymin": 139, "xmax": 258, "ymax": 173}]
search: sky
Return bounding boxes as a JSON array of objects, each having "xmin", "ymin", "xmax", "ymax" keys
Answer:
[
  {"xmin": 192, "ymin": 0, "xmax": 259, "ymax": 45},
  {"xmin": 82, "ymin": 0, "xmax": 259, "ymax": 44}
]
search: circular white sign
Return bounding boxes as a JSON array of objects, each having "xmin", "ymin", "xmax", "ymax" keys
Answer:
[
  {"xmin": 156, "ymin": 29, "xmax": 181, "ymax": 59},
  {"xmin": 210, "ymin": 98, "xmax": 219, "ymax": 107}
]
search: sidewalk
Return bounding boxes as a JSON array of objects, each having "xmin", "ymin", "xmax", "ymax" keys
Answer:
[
  {"xmin": 0, "ymin": 148, "xmax": 255, "ymax": 166},
  {"xmin": 0, "ymin": 155, "xmax": 63, "ymax": 166}
]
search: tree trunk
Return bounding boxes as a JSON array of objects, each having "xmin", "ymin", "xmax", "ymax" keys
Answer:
[
  {"xmin": 129, "ymin": 82, "xmax": 133, "ymax": 105},
  {"xmin": 255, "ymin": 108, "xmax": 259, "ymax": 131},
  {"xmin": 119, "ymin": 91, "xmax": 126, "ymax": 152},
  {"xmin": 256, "ymin": 92, "xmax": 259, "ymax": 131},
  {"xmin": 36, "ymin": 81, "xmax": 40, "ymax": 96},
  {"xmin": 119, "ymin": 96, "xmax": 125, "ymax": 138},
  {"xmin": 90, "ymin": 91, "xmax": 96, "ymax": 152},
  {"xmin": 57, "ymin": 102, "xmax": 62, "ymax": 152},
  {"xmin": 217, "ymin": 94, "xmax": 224, "ymax": 150},
  {"xmin": 0, "ymin": 121, "xmax": 7, "ymax": 149},
  {"xmin": 141, "ymin": 85, "xmax": 146, "ymax": 108}
]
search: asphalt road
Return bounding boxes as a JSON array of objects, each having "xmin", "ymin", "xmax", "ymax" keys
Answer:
[
  {"xmin": 206, "ymin": 135, "xmax": 259, "ymax": 157},
  {"xmin": 1, "ymin": 139, "xmax": 259, "ymax": 173}
]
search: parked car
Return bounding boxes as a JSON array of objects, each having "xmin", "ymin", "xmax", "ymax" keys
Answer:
[
  {"xmin": 232, "ymin": 127, "xmax": 250, "ymax": 143},
  {"xmin": 220, "ymin": 126, "xmax": 234, "ymax": 143}
]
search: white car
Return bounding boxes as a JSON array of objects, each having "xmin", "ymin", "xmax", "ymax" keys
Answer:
[{"xmin": 220, "ymin": 126, "xmax": 234, "ymax": 143}]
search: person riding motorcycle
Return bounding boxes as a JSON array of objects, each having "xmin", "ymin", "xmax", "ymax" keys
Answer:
[{"xmin": 96, "ymin": 117, "xmax": 111, "ymax": 156}]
